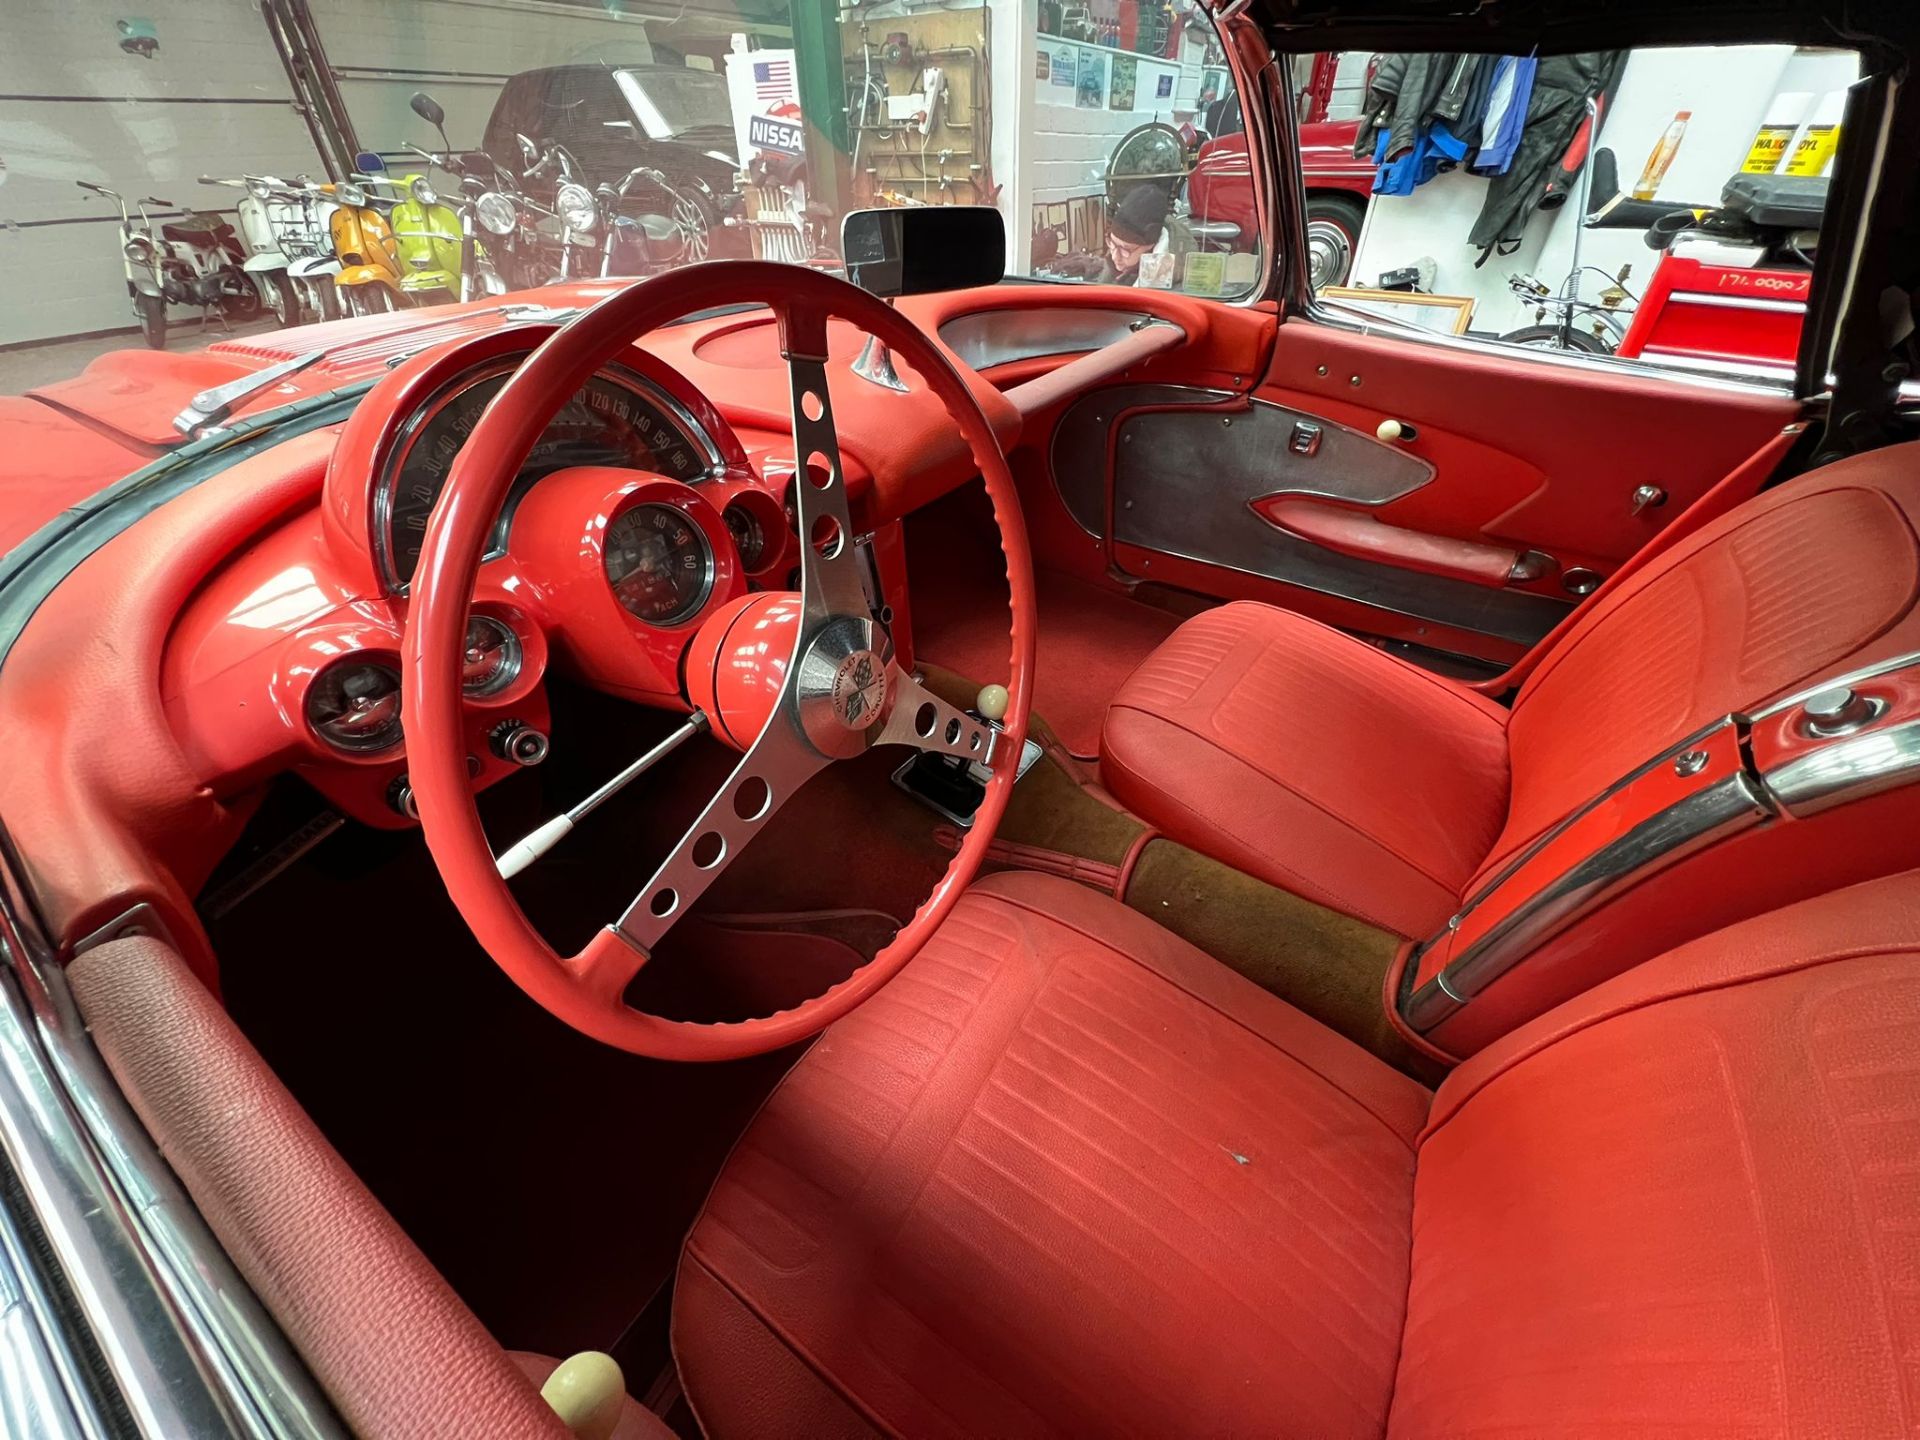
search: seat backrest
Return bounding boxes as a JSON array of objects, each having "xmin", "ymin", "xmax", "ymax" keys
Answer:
[
  {"xmin": 1485, "ymin": 441, "xmax": 1920, "ymax": 880},
  {"xmin": 1391, "ymin": 869, "xmax": 1920, "ymax": 1435}
]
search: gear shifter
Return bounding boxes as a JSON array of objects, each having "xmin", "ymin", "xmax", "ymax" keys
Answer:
[{"xmin": 891, "ymin": 680, "xmax": 1040, "ymax": 825}]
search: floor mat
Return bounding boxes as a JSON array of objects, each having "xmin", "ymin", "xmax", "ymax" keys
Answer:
[{"xmin": 915, "ymin": 566, "xmax": 1183, "ymax": 758}]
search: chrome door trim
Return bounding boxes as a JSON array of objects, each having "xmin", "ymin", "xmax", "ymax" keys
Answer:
[
  {"xmin": 0, "ymin": 833, "xmax": 344, "ymax": 1438},
  {"xmin": 1403, "ymin": 772, "xmax": 1772, "ymax": 1032}
]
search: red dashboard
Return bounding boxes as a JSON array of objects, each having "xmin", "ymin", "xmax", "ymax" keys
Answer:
[{"xmin": 0, "ymin": 281, "xmax": 1252, "ymax": 983}]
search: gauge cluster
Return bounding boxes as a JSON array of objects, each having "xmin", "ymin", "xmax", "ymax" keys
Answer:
[
  {"xmin": 375, "ymin": 364, "xmax": 720, "ymax": 593},
  {"xmin": 203, "ymin": 330, "xmax": 804, "ymax": 829}
]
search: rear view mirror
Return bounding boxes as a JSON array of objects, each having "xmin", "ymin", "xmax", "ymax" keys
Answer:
[
  {"xmin": 354, "ymin": 151, "xmax": 387, "ymax": 175},
  {"xmin": 841, "ymin": 207, "xmax": 1005, "ymax": 297},
  {"xmin": 409, "ymin": 92, "xmax": 446, "ymax": 129}
]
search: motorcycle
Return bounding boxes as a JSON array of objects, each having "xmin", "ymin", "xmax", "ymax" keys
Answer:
[
  {"xmin": 75, "ymin": 180, "xmax": 262, "ymax": 349},
  {"xmin": 329, "ymin": 159, "xmax": 407, "ymax": 317},
  {"xmin": 198, "ymin": 174, "xmax": 298, "ymax": 327}
]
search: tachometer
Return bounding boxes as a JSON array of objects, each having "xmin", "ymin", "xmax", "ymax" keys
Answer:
[
  {"xmin": 604, "ymin": 503, "xmax": 714, "ymax": 624},
  {"xmin": 378, "ymin": 366, "xmax": 716, "ymax": 591}
]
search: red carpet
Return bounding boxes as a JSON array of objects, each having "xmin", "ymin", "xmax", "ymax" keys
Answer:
[{"xmin": 915, "ymin": 567, "xmax": 1183, "ymax": 758}]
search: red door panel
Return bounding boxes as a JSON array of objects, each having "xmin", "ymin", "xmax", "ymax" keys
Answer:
[{"xmin": 1078, "ymin": 316, "xmax": 1803, "ymax": 660}]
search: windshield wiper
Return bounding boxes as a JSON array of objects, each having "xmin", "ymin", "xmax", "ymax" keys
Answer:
[{"xmin": 172, "ymin": 351, "xmax": 324, "ymax": 439}]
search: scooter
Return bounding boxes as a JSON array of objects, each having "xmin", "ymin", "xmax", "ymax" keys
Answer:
[
  {"xmin": 76, "ymin": 180, "xmax": 261, "ymax": 349},
  {"xmin": 281, "ymin": 180, "xmax": 344, "ymax": 322},
  {"xmin": 389, "ymin": 94, "xmax": 502, "ymax": 305},
  {"xmin": 199, "ymin": 174, "xmax": 298, "ymax": 327},
  {"xmin": 329, "ymin": 159, "xmax": 407, "ymax": 317}
]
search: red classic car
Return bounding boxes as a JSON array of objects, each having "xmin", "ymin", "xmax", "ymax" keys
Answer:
[{"xmin": 1, "ymin": 0, "xmax": 1918, "ymax": 1436}]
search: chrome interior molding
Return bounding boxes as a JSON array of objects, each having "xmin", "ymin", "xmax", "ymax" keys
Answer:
[
  {"xmin": 0, "ymin": 836, "xmax": 345, "ymax": 1438},
  {"xmin": 1761, "ymin": 715, "xmax": 1920, "ymax": 817},
  {"xmin": 1747, "ymin": 649, "xmax": 1920, "ymax": 721},
  {"xmin": 1403, "ymin": 772, "xmax": 1772, "ymax": 1032},
  {"xmin": 937, "ymin": 308, "xmax": 1161, "ymax": 373}
]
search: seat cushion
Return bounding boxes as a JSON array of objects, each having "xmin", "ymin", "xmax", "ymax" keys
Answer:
[
  {"xmin": 1392, "ymin": 870, "xmax": 1920, "ymax": 1437},
  {"xmin": 1101, "ymin": 601, "xmax": 1510, "ymax": 937},
  {"xmin": 674, "ymin": 871, "xmax": 1431, "ymax": 1440}
]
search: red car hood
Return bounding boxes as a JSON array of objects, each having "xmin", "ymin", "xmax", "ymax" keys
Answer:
[{"xmin": 5, "ymin": 284, "xmax": 633, "ymax": 558}]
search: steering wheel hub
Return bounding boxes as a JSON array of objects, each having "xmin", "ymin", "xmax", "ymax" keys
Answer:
[{"xmin": 795, "ymin": 614, "xmax": 892, "ymax": 758}]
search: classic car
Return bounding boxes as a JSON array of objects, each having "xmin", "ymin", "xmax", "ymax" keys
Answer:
[
  {"xmin": 483, "ymin": 64, "xmax": 745, "ymax": 262},
  {"xmin": 2, "ymin": 0, "xmax": 1919, "ymax": 1435}
]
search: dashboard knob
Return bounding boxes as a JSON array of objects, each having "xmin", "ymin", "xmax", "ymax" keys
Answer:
[
  {"xmin": 976, "ymin": 684, "xmax": 1009, "ymax": 722},
  {"xmin": 386, "ymin": 775, "xmax": 419, "ymax": 821},
  {"xmin": 489, "ymin": 719, "xmax": 550, "ymax": 767}
]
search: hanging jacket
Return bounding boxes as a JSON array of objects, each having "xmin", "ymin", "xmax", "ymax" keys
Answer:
[
  {"xmin": 1352, "ymin": 53, "xmax": 1478, "ymax": 163},
  {"xmin": 1469, "ymin": 50, "xmax": 1626, "ymax": 255}
]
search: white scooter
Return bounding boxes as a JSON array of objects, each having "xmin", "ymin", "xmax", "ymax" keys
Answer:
[
  {"xmin": 76, "ymin": 180, "xmax": 261, "ymax": 349},
  {"xmin": 200, "ymin": 175, "xmax": 299, "ymax": 327}
]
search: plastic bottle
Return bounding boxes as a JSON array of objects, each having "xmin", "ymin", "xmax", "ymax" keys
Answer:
[{"xmin": 1633, "ymin": 111, "xmax": 1691, "ymax": 200}]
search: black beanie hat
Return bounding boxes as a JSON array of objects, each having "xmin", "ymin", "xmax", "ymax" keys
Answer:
[{"xmin": 1109, "ymin": 184, "xmax": 1170, "ymax": 245}]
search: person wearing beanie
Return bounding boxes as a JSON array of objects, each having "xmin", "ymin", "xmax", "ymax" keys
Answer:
[{"xmin": 1099, "ymin": 182, "xmax": 1194, "ymax": 285}]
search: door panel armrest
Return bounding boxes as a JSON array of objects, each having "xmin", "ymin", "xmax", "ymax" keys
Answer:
[{"xmin": 1254, "ymin": 495, "xmax": 1522, "ymax": 588}]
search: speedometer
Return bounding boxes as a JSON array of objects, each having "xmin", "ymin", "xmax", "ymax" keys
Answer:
[
  {"xmin": 605, "ymin": 504, "xmax": 714, "ymax": 624},
  {"xmin": 377, "ymin": 366, "xmax": 716, "ymax": 591}
]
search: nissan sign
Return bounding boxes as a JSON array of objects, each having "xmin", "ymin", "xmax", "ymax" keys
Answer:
[{"xmin": 749, "ymin": 113, "xmax": 805, "ymax": 156}]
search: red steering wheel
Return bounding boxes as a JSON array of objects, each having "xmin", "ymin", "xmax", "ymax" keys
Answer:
[{"xmin": 401, "ymin": 263, "xmax": 1034, "ymax": 1060}]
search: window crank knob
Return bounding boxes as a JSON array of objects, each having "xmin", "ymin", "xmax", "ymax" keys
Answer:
[{"xmin": 1376, "ymin": 418, "xmax": 1407, "ymax": 443}]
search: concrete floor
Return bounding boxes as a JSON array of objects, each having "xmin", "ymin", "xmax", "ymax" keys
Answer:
[{"xmin": 0, "ymin": 315, "xmax": 280, "ymax": 395}]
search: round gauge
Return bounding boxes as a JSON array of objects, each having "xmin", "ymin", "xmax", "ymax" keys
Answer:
[
  {"xmin": 380, "ymin": 368, "xmax": 716, "ymax": 591},
  {"xmin": 306, "ymin": 660, "xmax": 404, "ymax": 753},
  {"xmin": 722, "ymin": 502, "xmax": 767, "ymax": 572},
  {"xmin": 461, "ymin": 615, "xmax": 522, "ymax": 697},
  {"xmin": 604, "ymin": 503, "xmax": 714, "ymax": 625}
]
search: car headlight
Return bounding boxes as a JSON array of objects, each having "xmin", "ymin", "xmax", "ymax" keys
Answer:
[
  {"xmin": 336, "ymin": 181, "xmax": 368, "ymax": 207},
  {"xmin": 556, "ymin": 183, "xmax": 597, "ymax": 233},
  {"xmin": 410, "ymin": 177, "xmax": 438, "ymax": 207},
  {"xmin": 476, "ymin": 191, "xmax": 518, "ymax": 236}
]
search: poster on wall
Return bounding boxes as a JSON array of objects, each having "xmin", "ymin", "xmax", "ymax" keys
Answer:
[
  {"xmin": 1110, "ymin": 55, "xmax": 1137, "ymax": 111},
  {"xmin": 1076, "ymin": 48, "xmax": 1107, "ymax": 109},
  {"xmin": 1037, "ymin": 52, "xmax": 1051, "ymax": 81}
]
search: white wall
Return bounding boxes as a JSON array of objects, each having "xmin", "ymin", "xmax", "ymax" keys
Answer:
[
  {"xmin": 1349, "ymin": 44, "xmax": 1857, "ymax": 338},
  {"xmin": 0, "ymin": 0, "xmax": 661, "ymax": 349},
  {"xmin": 313, "ymin": 0, "xmax": 655, "ymax": 161},
  {"xmin": 0, "ymin": 0, "xmax": 316, "ymax": 346}
]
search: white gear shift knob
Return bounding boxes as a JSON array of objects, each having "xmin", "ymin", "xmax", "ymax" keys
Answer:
[{"xmin": 976, "ymin": 683, "xmax": 1009, "ymax": 722}]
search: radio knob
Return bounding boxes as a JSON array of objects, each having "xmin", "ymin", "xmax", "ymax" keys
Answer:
[{"xmin": 489, "ymin": 719, "xmax": 550, "ymax": 767}]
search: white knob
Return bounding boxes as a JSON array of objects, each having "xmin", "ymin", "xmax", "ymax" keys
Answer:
[
  {"xmin": 976, "ymin": 684, "xmax": 1009, "ymax": 722},
  {"xmin": 1377, "ymin": 418, "xmax": 1406, "ymax": 443}
]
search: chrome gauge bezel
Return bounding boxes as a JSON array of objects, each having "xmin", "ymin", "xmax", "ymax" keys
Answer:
[
  {"xmin": 305, "ymin": 658, "xmax": 405, "ymax": 754},
  {"xmin": 603, "ymin": 501, "xmax": 717, "ymax": 627},
  {"xmin": 371, "ymin": 358, "xmax": 726, "ymax": 596},
  {"xmin": 460, "ymin": 614, "xmax": 523, "ymax": 698}
]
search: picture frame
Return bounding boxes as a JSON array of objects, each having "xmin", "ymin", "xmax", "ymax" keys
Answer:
[{"xmin": 1318, "ymin": 287, "xmax": 1477, "ymax": 336}]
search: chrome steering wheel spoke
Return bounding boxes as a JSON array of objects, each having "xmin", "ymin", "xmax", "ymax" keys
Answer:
[
  {"xmin": 605, "ymin": 707, "xmax": 828, "ymax": 969},
  {"xmin": 877, "ymin": 662, "xmax": 999, "ymax": 765}
]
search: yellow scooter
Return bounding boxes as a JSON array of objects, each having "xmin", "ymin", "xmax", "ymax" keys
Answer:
[{"xmin": 329, "ymin": 160, "xmax": 408, "ymax": 316}]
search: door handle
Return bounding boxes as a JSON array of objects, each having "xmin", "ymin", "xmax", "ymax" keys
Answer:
[{"xmin": 1255, "ymin": 496, "xmax": 1540, "ymax": 589}]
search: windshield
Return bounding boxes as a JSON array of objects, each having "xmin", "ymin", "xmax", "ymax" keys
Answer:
[
  {"xmin": 615, "ymin": 68, "xmax": 733, "ymax": 141},
  {"xmin": 0, "ymin": 0, "xmax": 1265, "ymax": 562}
]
